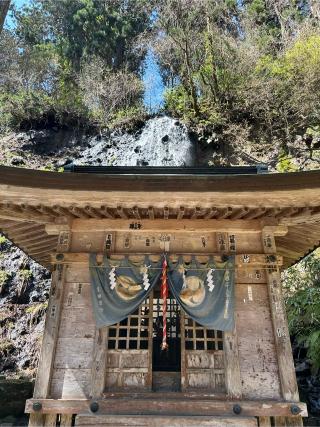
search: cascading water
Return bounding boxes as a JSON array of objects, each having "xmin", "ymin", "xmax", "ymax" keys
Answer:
[{"xmin": 75, "ymin": 116, "xmax": 195, "ymax": 166}]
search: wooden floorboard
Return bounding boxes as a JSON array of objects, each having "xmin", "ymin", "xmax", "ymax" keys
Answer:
[{"xmin": 75, "ymin": 415, "xmax": 258, "ymax": 427}]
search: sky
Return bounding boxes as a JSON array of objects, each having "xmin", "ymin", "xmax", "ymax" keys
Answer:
[{"xmin": 5, "ymin": 0, "xmax": 165, "ymax": 112}]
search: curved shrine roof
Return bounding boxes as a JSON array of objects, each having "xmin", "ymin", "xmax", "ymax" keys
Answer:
[{"xmin": 0, "ymin": 165, "xmax": 319, "ymax": 269}]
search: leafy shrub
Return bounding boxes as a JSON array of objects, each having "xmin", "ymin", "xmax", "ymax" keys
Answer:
[
  {"xmin": 0, "ymin": 90, "xmax": 53, "ymax": 131},
  {"xmin": 164, "ymin": 85, "xmax": 195, "ymax": 119},
  {"xmin": 0, "ymin": 270, "xmax": 10, "ymax": 293},
  {"xmin": 276, "ymin": 151, "xmax": 299, "ymax": 172},
  {"xmin": 283, "ymin": 251, "xmax": 320, "ymax": 370}
]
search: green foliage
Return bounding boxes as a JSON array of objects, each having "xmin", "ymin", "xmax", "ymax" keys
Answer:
[
  {"xmin": 257, "ymin": 34, "xmax": 320, "ymax": 78},
  {"xmin": 25, "ymin": 302, "xmax": 47, "ymax": 316},
  {"xmin": 283, "ymin": 251, "xmax": 320, "ymax": 370},
  {"xmin": 276, "ymin": 151, "xmax": 299, "ymax": 172},
  {"xmin": 153, "ymin": 1, "xmax": 320, "ymax": 150},
  {"xmin": 109, "ymin": 105, "xmax": 146, "ymax": 128},
  {"xmin": 0, "ymin": 0, "xmax": 150, "ymax": 131},
  {"xmin": 0, "ymin": 270, "xmax": 10, "ymax": 294},
  {"xmin": 19, "ymin": 269, "xmax": 33, "ymax": 281},
  {"xmin": 1, "ymin": 0, "xmax": 320, "ymax": 144},
  {"xmin": 164, "ymin": 85, "xmax": 196, "ymax": 119},
  {"xmin": 0, "ymin": 235, "xmax": 8, "ymax": 247},
  {"xmin": 0, "ymin": 90, "xmax": 53, "ymax": 131}
]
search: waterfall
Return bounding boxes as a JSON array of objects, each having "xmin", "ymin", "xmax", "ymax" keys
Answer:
[{"xmin": 75, "ymin": 116, "xmax": 195, "ymax": 167}]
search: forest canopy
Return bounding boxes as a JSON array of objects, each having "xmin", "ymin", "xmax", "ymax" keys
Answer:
[{"xmin": 0, "ymin": 0, "xmax": 320, "ymax": 149}]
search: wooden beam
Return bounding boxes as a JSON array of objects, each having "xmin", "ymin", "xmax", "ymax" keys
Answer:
[
  {"xmin": 177, "ymin": 206, "xmax": 185, "ymax": 220},
  {"xmin": 163, "ymin": 206, "xmax": 169, "ymax": 220},
  {"xmin": 71, "ymin": 218, "xmax": 281, "ymax": 233},
  {"xmin": 275, "ymin": 208, "xmax": 299, "ymax": 219},
  {"xmin": 190, "ymin": 207, "xmax": 201, "ymax": 219},
  {"xmin": 23, "ymin": 241, "xmax": 57, "ymax": 251},
  {"xmin": 242, "ymin": 208, "xmax": 266, "ymax": 220},
  {"xmin": 29, "ymin": 247, "xmax": 56, "ymax": 256},
  {"xmin": 13, "ymin": 233, "xmax": 50, "ymax": 246},
  {"xmin": 280, "ymin": 210, "xmax": 320, "ymax": 226},
  {"xmin": 229, "ymin": 207, "xmax": 249, "ymax": 220},
  {"xmin": 50, "ymin": 252, "xmax": 283, "ymax": 267},
  {"xmin": 117, "ymin": 206, "xmax": 127, "ymax": 219},
  {"xmin": 25, "ymin": 398, "xmax": 307, "ymax": 417},
  {"xmin": 132, "ymin": 206, "xmax": 141, "ymax": 220},
  {"xmin": 216, "ymin": 207, "xmax": 233, "ymax": 219},
  {"xmin": 84, "ymin": 206, "xmax": 103, "ymax": 219},
  {"xmin": 69, "ymin": 206, "xmax": 90, "ymax": 219},
  {"xmin": 148, "ymin": 206, "xmax": 154, "ymax": 220},
  {"xmin": 36, "ymin": 205, "xmax": 57, "ymax": 218},
  {"xmin": 51, "ymin": 206, "xmax": 76, "ymax": 219},
  {"xmin": 0, "ymin": 210, "xmax": 53, "ymax": 224},
  {"xmin": 45, "ymin": 223, "xmax": 71, "ymax": 236},
  {"xmin": 100, "ymin": 206, "xmax": 113, "ymax": 219},
  {"xmin": 204, "ymin": 208, "xmax": 218, "ymax": 219},
  {"xmin": 21, "ymin": 203, "xmax": 55, "ymax": 219},
  {"xmin": 6, "ymin": 225, "xmax": 44, "ymax": 238}
]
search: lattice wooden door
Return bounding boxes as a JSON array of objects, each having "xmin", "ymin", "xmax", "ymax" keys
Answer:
[
  {"xmin": 181, "ymin": 311, "xmax": 226, "ymax": 392},
  {"xmin": 105, "ymin": 295, "xmax": 153, "ymax": 391}
]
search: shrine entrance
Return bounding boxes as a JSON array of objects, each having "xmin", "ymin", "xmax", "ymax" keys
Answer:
[
  {"xmin": 105, "ymin": 286, "xmax": 225, "ymax": 393},
  {"xmin": 152, "ymin": 293, "xmax": 181, "ymax": 391}
]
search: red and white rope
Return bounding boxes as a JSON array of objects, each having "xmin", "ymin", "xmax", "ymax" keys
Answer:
[{"xmin": 161, "ymin": 257, "xmax": 168, "ymax": 351}]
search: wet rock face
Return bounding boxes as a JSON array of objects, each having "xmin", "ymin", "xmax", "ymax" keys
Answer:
[
  {"xmin": 0, "ymin": 239, "xmax": 50, "ymax": 376},
  {"xmin": 0, "ymin": 116, "xmax": 196, "ymax": 170},
  {"xmin": 74, "ymin": 116, "xmax": 195, "ymax": 166}
]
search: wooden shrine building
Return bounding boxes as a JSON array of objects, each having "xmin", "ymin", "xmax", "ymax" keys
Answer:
[{"xmin": 1, "ymin": 165, "xmax": 320, "ymax": 427}]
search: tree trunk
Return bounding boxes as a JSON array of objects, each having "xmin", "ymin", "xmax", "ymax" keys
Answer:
[
  {"xmin": 206, "ymin": 16, "xmax": 219, "ymax": 102},
  {"xmin": 310, "ymin": 0, "xmax": 320, "ymax": 19},
  {"xmin": 184, "ymin": 40, "xmax": 199, "ymax": 116},
  {"xmin": 0, "ymin": 0, "xmax": 10, "ymax": 33}
]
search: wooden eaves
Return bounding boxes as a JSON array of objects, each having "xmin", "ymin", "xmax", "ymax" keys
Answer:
[{"xmin": 0, "ymin": 165, "xmax": 319, "ymax": 269}]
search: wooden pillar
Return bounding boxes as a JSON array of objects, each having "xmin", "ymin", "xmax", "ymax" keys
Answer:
[
  {"xmin": 28, "ymin": 263, "xmax": 66, "ymax": 427},
  {"xmin": 223, "ymin": 328, "xmax": 242, "ymax": 398},
  {"xmin": 29, "ymin": 229, "xmax": 71, "ymax": 427},
  {"xmin": 259, "ymin": 416, "xmax": 272, "ymax": 427},
  {"xmin": 262, "ymin": 229, "xmax": 303, "ymax": 427},
  {"xmin": 180, "ymin": 310, "xmax": 186, "ymax": 391},
  {"xmin": 90, "ymin": 327, "xmax": 108, "ymax": 398}
]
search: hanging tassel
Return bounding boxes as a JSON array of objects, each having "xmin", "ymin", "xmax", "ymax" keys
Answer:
[
  {"xmin": 207, "ymin": 268, "xmax": 215, "ymax": 292},
  {"xmin": 161, "ymin": 257, "xmax": 168, "ymax": 351},
  {"xmin": 109, "ymin": 266, "xmax": 117, "ymax": 289}
]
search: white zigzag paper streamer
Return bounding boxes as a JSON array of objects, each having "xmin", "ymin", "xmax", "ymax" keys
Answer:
[
  {"xmin": 142, "ymin": 265, "xmax": 151, "ymax": 290},
  {"xmin": 182, "ymin": 269, "xmax": 187, "ymax": 289},
  {"xmin": 109, "ymin": 266, "xmax": 117, "ymax": 290},
  {"xmin": 207, "ymin": 268, "xmax": 215, "ymax": 292}
]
